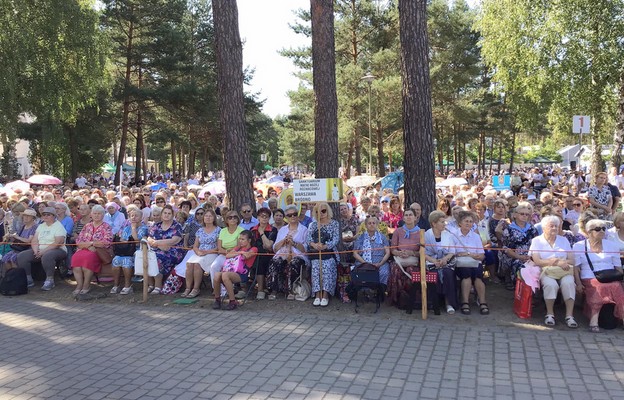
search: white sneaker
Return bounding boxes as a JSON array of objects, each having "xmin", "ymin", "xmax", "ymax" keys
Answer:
[
  {"xmin": 320, "ymin": 298, "xmax": 329, "ymax": 307},
  {"xmin": 235, "ymin": 290, "xmax": 246, "ymax": 300},
  {"xmin": 256, "ymin": 291, "xmax": 266, "ymax": 300},
  {"xmin": 446, "ymin": 305, "xmax": 455, "ymax": 315},
  {"xmin": 312, "ymin": 297, "xmax": 321, "ymax": 306},
  {"xmin": 119, "ymin": 287, "xmax": 133, "ymax": 295},
  {"xmin": 110, "ymin": 286, "xmax": 119, "ymax": 294},
  {"xmin": 41, "ymin": 280, "xmax": 55, "ymax": 291}
]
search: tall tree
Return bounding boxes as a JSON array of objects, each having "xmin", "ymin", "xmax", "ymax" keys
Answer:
[
  {"xmin": 399, "ymin": 0, "xmax": 436, "ymax": 213},
  {"xmin": 212, "ymin": 0, "xmax": 254, "ymax": 210},
  {"xmin": 311, "ymin": 0, "xmax": 339, "ymax": 178}
]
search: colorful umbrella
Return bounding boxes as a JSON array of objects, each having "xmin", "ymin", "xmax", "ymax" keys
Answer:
[
  {"xmin": 26, "ymin": 174, "xmax": 62, "ymax": 185},
  {"xmin": 346, "ymin": 175, "xmax": 376, "ymax": 188},
  {"xmin": 5, "ymin": 180, "xmax": 30, "ymax": 192}
]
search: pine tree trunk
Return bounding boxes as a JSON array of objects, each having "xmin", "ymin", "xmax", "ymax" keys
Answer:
[
  {"xmin": 355, "ymin": 132, "xmax": 362, "ymax": 174},
  {"xmin": 170, "ymin": 140, "xmax": 176, "ymax": 178},
  {"xmin": 311, "ymin": 0, "xmax": 339, "ymax": 179},
  {"xmin": 213, "ymin": 0, "xmax": 254, "ymax": 210},
  {"xmin": 509, "ymin": 129, "xmax": 516, "ymax": 172},
  {"xmin": 346, "ymin": 138, "xmax": 354, "ymax": 178},
  {"xmin": 135, "ymin": 104, "xmax": 143, "ymax": 184},
  {"xmin": 612, "ymin": 73, "xmax": 624, "ymax": 168},
  {"xmin": 115, "ymin": 19, "xmax": 134, "ymax": 188},
  {"xmin": 376, "ymin": 124, "xmax": 385, "ymax": 178},
  {"xmin": 67, "ymin": 125, "xmax": 78, "ymax": 181},
  {"xmin": 400, "ymin": 0, "xmax": 436, "ymax": 213}
]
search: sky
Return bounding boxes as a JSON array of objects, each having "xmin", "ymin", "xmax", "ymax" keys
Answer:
[{"xmin": 238, "ymin": 0, "xmax": 310, "ymax": 118}]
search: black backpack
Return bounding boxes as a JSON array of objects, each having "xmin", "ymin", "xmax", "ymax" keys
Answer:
[{"xmin": 0, "ymin": 267, "xmax": 28, "ymax": 296}]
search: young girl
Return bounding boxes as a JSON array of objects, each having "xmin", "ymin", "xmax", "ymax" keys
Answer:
[{"xmin": 212, "ymin": 230, "xmax": 257, "ymax": 310}]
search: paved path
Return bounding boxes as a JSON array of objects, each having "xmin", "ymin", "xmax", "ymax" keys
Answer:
[{"xmin": 1, "ymin": 297, "xmax": 624, "ymax": 400}]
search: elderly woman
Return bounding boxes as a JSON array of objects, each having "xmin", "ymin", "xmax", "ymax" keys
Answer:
[
  {"xmin": 209, "ymin": 210, "xmax": 244, "ymax": 296},
  {"xmin": 104, "ymin": 201, "xmax": 126, "ymax": 235},
  {"xmin": 110, "ymin": 208, "xmax": 148, "ymax": 295},
  {"xmin": 16, "ymin": 206, "xmax": 68, "ymax": 290},
  {"xmin": 529, "ymin": 215, "xmax": 577, "ymax": 327},
  {"xmin": 588, "ymin": 171, "xmax": 613, "ymax": 219},
  {"xmin": 500, "ymin": 204, "xmax": 538, "ymax": 290},
  {"xmin": 183, "ymin": 208, "xmax": 220, "ymax": 298},
  {"xmin": 306, "ymin": 202, "xmax": 340, "ymax": 307},
  {"xmin": 54, "ymin": 202, "xmax": 74, "ymax": 237},
  {"xmin": 358, "ymin": 205, "xmax": 389, "ymax": 237},
  {"xmin": 573, "ymin": 219, "xmax": 624, "ymax": 332},
  {"xmin": 449, "ymin": 211, "xmax": 487, "ymax": 315},
  {"xmin": 382, "ymin": 197, "xmax": 404, "ymax": 229},
  {"xmin": 72, "ymin": 205, "xmax": 114, "ymax": 295},
  {"xmin": 607, "ymin": 212, "xmax": 624, "ymax": 256},
  {"xmin": 2, "ymin": 208, "xmax": 38, "ymax": 270},
  {"xmin": 387, "ymin": 209, "xmax": 421, "ymax": 307},
  {"xmin": 146, "ymin": 205, "xmax": 185, "ymax": 294},
  {"xmin": 424, "ymin": 210, "xmax": 459, "ymax": 314},
  {"xmin": 267, "ymin": 205, "xmax": 309, "ymax": 300},
  {"xmin": 353, "ymin": 215, "xmax": 391, "ymax": 293}
]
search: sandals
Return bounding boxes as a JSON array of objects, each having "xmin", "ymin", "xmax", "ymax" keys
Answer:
[
  {"xmin": 544, "ymin": 314, "xmax": 556, "ymax": 326},
  {"xmin": 460, "ymin": 303, "xmax": 471, "ymax": 315},
  {"xmin": 180, "ymin": 289, "xmax": 191, "ymax": 298},
  {"xmin": 479, "ymin": 303, "xmax": 490, "ymax": 315},
  {"xmin": 565, "ymin": 316, "xmax": 578, "ymax": 329},
  {"xmin": 150, "ymin": 287, "xmax": 162, "ymax": 295},
  {"xmin": 186, "ymin": 289, "xmax": 200, "ymax": 298},
  {"xmin": 589, "ymin": 325, "xmax": 600, "ymax": 333}
]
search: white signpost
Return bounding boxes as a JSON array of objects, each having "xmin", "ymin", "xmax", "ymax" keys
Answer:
[{"xmin": 572, "ymin": 115, "xmax": 590, "ymax": 170}]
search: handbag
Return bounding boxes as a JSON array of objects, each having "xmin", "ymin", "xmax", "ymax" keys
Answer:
[
  {"xmin": 96, "ymin": 247, "xmax": 114, "ymax": 265},
  {"xmin": 292, "ymin": 265, "xmax": 311, "ymax": 301},
  {"xmin": 112, "ymin": 234, "xmax": 136, "ymax": 257},
  {"xmin": 584, "ymin": 240, "xmax": 624, "ymax": 283},
  {"xmin": 134, "ymin": 248, "xmax": 159, "ymax": 277},
  {"xmin": 542, "ymin": 265, "xmax": 573, "ymax": 280},
  {"xmin": 223, "ymin": 255, "xmax": 246, "ymax": 274},
  {"xmin": 455, "ymin": 256, "xmax": 480, "ymax": 269},
  {"xmin": 161, "ymin": 270, "xmax": 184, "ymax": 294},
  {"xmin": 9, "ymin": 226, "xmax": 29, "ymax": 252}
]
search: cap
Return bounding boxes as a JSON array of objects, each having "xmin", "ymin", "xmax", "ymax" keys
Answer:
[
  {"xmin": 42, "ymin": 207, "xmax": 56, "ymax": 215},
  {"xmin": 381, "ymin": 196, "xmax": 390, "ymax": 203},
  {"xmin": 22, "ymin": 208, "xmax": 37, "ymax": 217}
]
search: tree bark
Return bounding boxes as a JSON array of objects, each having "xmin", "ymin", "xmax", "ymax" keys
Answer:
[
  {"xmin": 170, "ymin": 140, "xmax": 176, "ymax": 178},
  {"xmin": 400, "ymin": 0, "xmax": 436, "ymax": 214},
  {"xmin": 612, "ymin": 72, "xmax": 624, "ymax": 169},
  {"xmin": 115, "ymin": 18, "xmax": 134, "ymax": 188},
  {"xmin": 213, "ymin": 0, "xmax": 254, "ymax": 210},
  {"xmin": 376, "ymin": 123, "xmax": 385, "ymax": 177},
  {"xmin": 311, "ymin": 0, "xmax": 339, "ymax": 180},
  {"xmin": 134, "ymin": 65, "xmax": 143, "ymax": 184}
]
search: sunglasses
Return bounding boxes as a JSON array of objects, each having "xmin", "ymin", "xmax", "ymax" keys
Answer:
[
  {"xmin": 286, "ymin": 213, "xmax": 297, "ymax": 218},
  {"xmin": 517, "ymin": 212, "xmax": 530, "ymax": 216},
  {"xmin": 156, "ymin": 200, "xmax": 165, "ymax": 204},
  {"xmin": 227, "ymin": 216, "xmax": 239, "ymax": 220},
  {"xmin": 241, "ymin": 209, "xmax": 252, "ymax": 213},
  {"xmin": 42, "ymin": 213, "xmax": 54, "ymax": 216},
  {"xmin": 320, "ymin": 209, "xmax": 328, "ymax": 214},
  {"xmin": 590, "ymin": 227, "xmax": 607, "ymax": 232},
  {"xmin": 573, "ymin": 203, "xmax": 582, "ymax": 207},
  {"xmin": 196, "ymin": 212, "xmax": 205, "ymax": 216}
]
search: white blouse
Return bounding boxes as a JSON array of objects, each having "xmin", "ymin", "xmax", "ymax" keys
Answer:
[{"xmin": 573, "ymin": 239, "xmax": 622, "ymax": 280}]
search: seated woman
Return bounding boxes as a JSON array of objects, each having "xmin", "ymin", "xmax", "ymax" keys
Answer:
[
  {"xmin": 212, "ymin": 230, "xmax": 257, "ymax": 310},
  {"xmin": 111, "ymin": 208, "xmax": 148, "ymax": 295},
  {"xmin": 353, "ymin": 215, "xmax": 391, "ymax": 292},
  {"xmin": 573, "ymin": 218, "xmax": 624, "ymax": 333},
  {"xmin": 387, "ymin": 209, "xmax": 421, "ymax": 307},
  {"xmin": 307, "ymin": 202, "xmax": 340, "ymax": 307},
  {"xmin": 183, "ymin": 208, "xmax": 220, "ymax": 298},
  {"xmin": 424, "ymin": 210, "xmax": 458, "ymax": 314},
  {"xmin": 267, "ymin": 205, "xmax": 309, "ymax": 300},
  {"xmin": 209, "ymin": 210, "xmax": 243, "ymax": 297},
  {"xmin": 449, "ymin": 211, "xmax": 487, "ymax": 315},
  {"xmin": 500, "ymin": 204, "xmax": 538, "ymax": 290},
  {"xmin": 382, "ymin": 196, "xmax": 404, "ymax": 230},
  {"xmin": 104, "ymin": 202, "xmax": 126, "ymax": 236},
  {"xmin": 250, "ymin": 207, "xmax": 278, "ymax": 300},
  {"xmin": 2, "ymin": 208, "xmax": 38, "ymax": 270},
  {"xmin": 529, "ymin": 215, "xmax": 577, "ymax": 327},
  {"xmin": 146, "ymin": 205, "xmax": 185, "ymax": 294},
  {"xmin": 71, "ymin": 205, "xmax": 113, "ymax": 295},
  {"xmin": 358, "ymin": 205, "xmax": 389, "ymax": 237}
]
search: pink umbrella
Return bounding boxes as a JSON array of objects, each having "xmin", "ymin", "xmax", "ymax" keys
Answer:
[
  {"xmin": 5, "ymin": 180, "xmax": 30, "ymax": 192},
  {"xmin": 26, "ymin": 174, "xmax": 62, "ymax": 185}
]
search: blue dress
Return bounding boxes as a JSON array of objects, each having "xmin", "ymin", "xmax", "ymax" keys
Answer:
[
  {"xmin": 353, "ymin": 231, "xmax": 390, "ymax": 285},
  {"xmin": 306, "ymin": 220, "xmax": 340, "ymax": 295},
  {"xmin": 149, "ymin": 221, "xmax": 185, "ymax": 275}
]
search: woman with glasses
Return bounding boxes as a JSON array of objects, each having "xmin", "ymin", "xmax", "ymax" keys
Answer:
[
  {"xmin": 306, "ymin": 202, "xmax": 340, "ymax": 307},
  {"xmin": 183, "ymin": 208, "xmax": 220, "ymax": 298},
  {"xmin": 500, "ymin": 204, "xmax": 538, "ymax": 290},
  {"xmin": 111, "ymin": 208, "xmax": 148, "ymax": 295},
  {"xmin": 573, "ymin": 219, "xmax": 624, "ymax": 332},
  {"xmin": 17, "ymin": 207, "xmax": 68, "ymax": 290},
  {"xmin": 267, "ymin": 205, "xmax": 309, "ymax": 300},
  {"xmin": 209, "ymin": 210, "xmax": 244, "ymax": 298},
  {"xmin": 588, "ymin": 172, "xmax": 613, "ymax": 219},
  {"xmin": 250, "ymin": 207, "xmax": 278, "ymax": 300},
  {"xmin": 146, "ymin": 205, "xmax": 185, "ymax": 294},
  {"xmin": 529, "ymin": 215, "xmax": 577, "ymax": 327}
]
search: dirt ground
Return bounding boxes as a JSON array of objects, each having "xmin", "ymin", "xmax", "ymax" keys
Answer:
[{"xmin": 8, "ymin": 273, "xmax": 602, "ymax": 333}]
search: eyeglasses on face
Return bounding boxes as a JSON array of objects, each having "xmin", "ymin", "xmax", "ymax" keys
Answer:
[
  {"xmin": 195, "ymin": 212, "xmax": 205, "ymax": 216},
  {"xmin": 227, "ymin": 216, "xmax": 238, "ymax": 220},
  {"xmin": 241, "ymin": 209, "xmax": 252, "ymax": 213},
  {"xmin": 286, "ymin": 213, "xmax": 298, "ymax": 218},
  {"xmin": 320, "ymin": 209, "xmax": 328, "ymax": 214},
  {"xmin": 517, "ymin": 212, "xmax": 530, "ymax": 216},
  {"xmin": 573, "ymin": 203, "xmax": 582, "ymax": 207},
  {"xmin": 590, "ymin": 227, "xmax": 606, "ymax": 232}
]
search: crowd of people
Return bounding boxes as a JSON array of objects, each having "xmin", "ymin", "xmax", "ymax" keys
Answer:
[{"xmin": 1, "ymin": 165, "xmax": 624, "ymax": 331}]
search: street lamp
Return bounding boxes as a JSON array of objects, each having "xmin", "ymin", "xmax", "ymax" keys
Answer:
[{"xmin": 361, "ymin": 72, "xmax": 375, "ymax": 175}]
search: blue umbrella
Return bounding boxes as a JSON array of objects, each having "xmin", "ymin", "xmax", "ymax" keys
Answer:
[
  {"xmin": 266, "ymin": 175, "xmax": 284, "ymax": 183},
  {"xmin": 380, "ymin": 171, "xmax": 404, "ymax": 193},
  {"xmin": 151, "ymin": 182, "xmax": 167, "ymax": 190}
]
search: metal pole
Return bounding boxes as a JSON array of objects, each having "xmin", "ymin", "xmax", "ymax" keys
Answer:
[{"xmin": 368, "ymin": 82, "xmax": 372, "ymax": 175}]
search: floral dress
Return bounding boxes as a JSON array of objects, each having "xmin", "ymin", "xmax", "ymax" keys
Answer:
[
  {"xmin": 112, "ymin": 223, "xmax": 149, "ymax": 268},
  {"xmin": 500, "ymin": 222, "xmax": 538, "ymax": 285},
  {"xmin": 588, "ymin": 184, "xmax": 612, "ymax": 217},
  {"xmin": 149, "ymin": 221, "xmax": 185, "ymax": 276},
  {"xmin": 306, "ymin": 219, "xmax": 340, "ymax": 296},
  {"xmin": 72, "ymin": 222, "xmax": 114, "ymax": 272}
]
